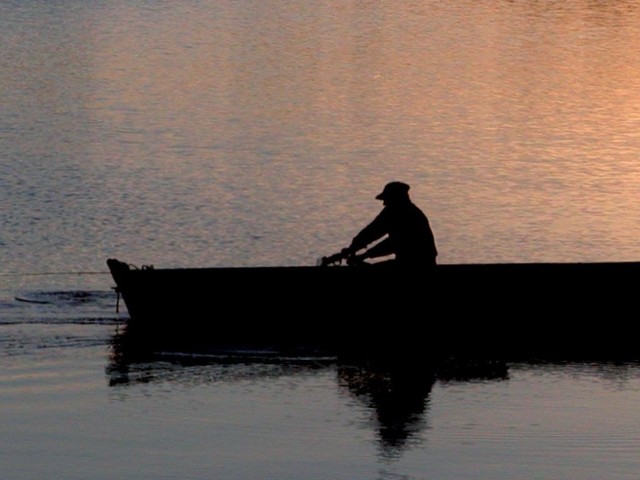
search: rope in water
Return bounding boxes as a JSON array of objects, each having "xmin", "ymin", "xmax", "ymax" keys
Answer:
[{"xmin": 0, "ymin": 271, "xmax": 110, "ymax": 277}]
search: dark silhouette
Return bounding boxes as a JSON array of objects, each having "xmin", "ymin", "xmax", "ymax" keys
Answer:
[{"xmin": 340, "ymin": 181, "xmax": 438, "ymax": 267}]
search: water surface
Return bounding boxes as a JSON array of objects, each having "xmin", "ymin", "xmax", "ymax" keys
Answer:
[
  {"xmin": 2, "ymin": 1, "xmax": 640, "ymax": 479},
  {"xmin": 3, "ymin": 0, "xmax": 640, "ymax": 282}
]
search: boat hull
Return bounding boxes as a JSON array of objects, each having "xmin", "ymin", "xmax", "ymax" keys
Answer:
[{"xmin": 107, "ymin": 258, "xmax": 640, "ymax": 361}]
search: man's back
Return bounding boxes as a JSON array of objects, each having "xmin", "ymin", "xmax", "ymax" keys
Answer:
[{"xmin": 378, "ymin": 200, "xmax": 437, "ymax": 264}]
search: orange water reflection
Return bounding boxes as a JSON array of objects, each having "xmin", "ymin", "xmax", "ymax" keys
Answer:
[{"xmin": 5, "ymin": 1, "xmax": 640, "ymax": 266}]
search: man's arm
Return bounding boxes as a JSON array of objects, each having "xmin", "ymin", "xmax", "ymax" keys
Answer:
[{"xmin": 347, "ymin": 210, "xmax": 389, "ymax": 253}]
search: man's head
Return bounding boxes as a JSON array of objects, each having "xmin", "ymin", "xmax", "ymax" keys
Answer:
[{"xmin": 375, "ymin": 181, "xmax": 410, "ymax": 203}]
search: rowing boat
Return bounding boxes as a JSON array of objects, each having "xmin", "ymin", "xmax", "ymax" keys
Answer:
[{"xmin": 107, "ymin": 257, "xmax": 640, "ymax": 361}]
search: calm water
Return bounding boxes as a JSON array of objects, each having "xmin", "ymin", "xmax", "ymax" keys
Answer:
[{"xmin": 2, "ymin": 1, "xmax": 640, "ymax": 478}]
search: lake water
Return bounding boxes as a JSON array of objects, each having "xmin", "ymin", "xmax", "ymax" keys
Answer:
[{"xmin": 2, "ymin": 1, "xmax": 640, "ymax": 478}]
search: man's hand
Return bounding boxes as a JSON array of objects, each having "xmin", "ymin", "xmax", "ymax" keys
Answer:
[{"xmin": 340, "ymin": 247, "xmax": 355, "ymax": 257}]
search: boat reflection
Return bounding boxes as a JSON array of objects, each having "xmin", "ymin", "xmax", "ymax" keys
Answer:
[
  {"xmin": 106, "ymin": 325, "xmax": 509, "ymax": 458},
  {"xmin": 106, "ymin": 324, "xmax": 337, "ymax": 386}
]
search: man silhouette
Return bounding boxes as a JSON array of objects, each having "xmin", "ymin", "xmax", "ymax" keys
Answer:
[{"xmin": 342, "ymin": 181, "xmax": 438, "ymax": 267}]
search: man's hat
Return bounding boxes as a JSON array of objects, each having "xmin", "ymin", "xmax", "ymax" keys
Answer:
[{"xmin": 376, "ymin": 181, "xmax": 410, "ymax": 200}]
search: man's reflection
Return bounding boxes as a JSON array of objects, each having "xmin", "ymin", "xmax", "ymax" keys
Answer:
[
  {"xmin": 337, "ymin": 361, "xmax": 436, "ymax": 458},
  {"xmin": 337, "ymin": 357, "xmax": 510, "ymax": 459}
]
